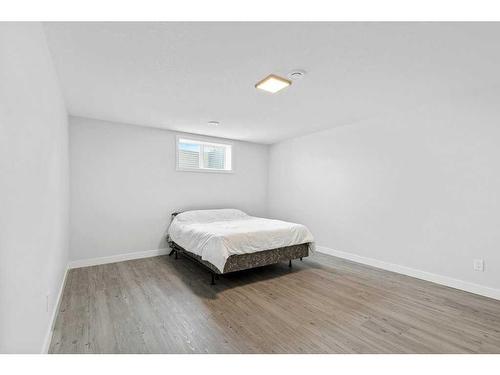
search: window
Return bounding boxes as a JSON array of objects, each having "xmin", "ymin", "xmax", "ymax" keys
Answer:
[{"xmin": 176, "ymin": 137, "xmax": 232, "ymax": 172}]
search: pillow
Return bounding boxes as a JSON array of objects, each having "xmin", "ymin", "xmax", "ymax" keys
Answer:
[{"xmin": 174, "ymin": 209, "xmax": 248, "ymax": 223}]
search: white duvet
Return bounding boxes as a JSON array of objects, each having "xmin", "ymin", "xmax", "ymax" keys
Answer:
[{"xmin": 167, "ymin": 209, "xmax": 315, "ymax": 272}]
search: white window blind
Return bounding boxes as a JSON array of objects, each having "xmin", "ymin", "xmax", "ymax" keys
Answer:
[{"xmin": 177, "ymin": 137, "xmax": 232, "ymax": 172}]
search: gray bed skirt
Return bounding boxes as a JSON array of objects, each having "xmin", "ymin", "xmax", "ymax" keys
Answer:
[{"xmin": 167, "ymin": 239, "xmax": 310, "ymax": 274}]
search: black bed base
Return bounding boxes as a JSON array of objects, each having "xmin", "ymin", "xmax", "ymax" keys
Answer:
[
  {"xmin": 168, "ymin": 246, "xmax": 220, "ymax": 285},
  {"xmin": 167, "ymin": 239, "xmax": 309, "ymax": 285}
]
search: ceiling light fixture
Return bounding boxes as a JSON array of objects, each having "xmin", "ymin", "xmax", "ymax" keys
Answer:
[
  {"xmin": 208, "ymin": 121, "xmax": 220, "ymax": 126},
  {"xmin": 255, "ymin": 74, "xmax": 291, "ymax": 94}
]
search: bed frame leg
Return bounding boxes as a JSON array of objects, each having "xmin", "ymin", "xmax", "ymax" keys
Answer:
[
  {"xmin": 174, "ymin": 250, "xmax": 178, "ymax": 259},
  {"xmin": 289, "ymin": 259, "xmax": 292, "ymax": 268},
  {"xmin": 300, "ymin": 257, "xmax": 303, "ymax": 261},
  {"xmin": 168, "ymin": 249, "xmax": 175, "ymax": 256},
  {"xmin": 211, "ymin": 273, "xmax": 216, "ymax": 285}
]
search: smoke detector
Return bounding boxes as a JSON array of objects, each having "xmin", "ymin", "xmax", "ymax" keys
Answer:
[{"xmin": 287, "ymin": 69, "xmax": 306, "ymax": 81}]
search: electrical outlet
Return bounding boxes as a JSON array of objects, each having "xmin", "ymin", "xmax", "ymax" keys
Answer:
[{"xmin": 473, "ymin": 259, "xmax": 484, "ymax": 272}]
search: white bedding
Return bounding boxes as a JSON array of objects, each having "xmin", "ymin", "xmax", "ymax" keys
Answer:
[{"xmin": 167, "ymin": 209, "xmax": 315, "ymax": 272}]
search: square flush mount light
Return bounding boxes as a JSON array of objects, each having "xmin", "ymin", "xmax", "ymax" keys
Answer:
[{"xmin": 255, "ymin": 74, "xmax": 291, "ymax": 94}]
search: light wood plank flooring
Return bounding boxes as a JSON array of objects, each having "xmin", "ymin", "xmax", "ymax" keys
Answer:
[{"xmin": 49, "ymin": 252, "xmax": 500, "ymax": 353}]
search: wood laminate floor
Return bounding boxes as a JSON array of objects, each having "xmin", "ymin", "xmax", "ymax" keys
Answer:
[{"xmin": 49, "ymin": 252, "xmax": 500, "ymax": 353}]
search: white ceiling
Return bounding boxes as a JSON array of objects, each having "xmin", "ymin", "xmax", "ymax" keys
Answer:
[{"xmin": 43, "ymin": 22, "xmax": 500, "ymax": 144}]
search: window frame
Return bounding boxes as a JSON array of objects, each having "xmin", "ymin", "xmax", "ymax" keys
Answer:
[{"xmin": 175, "ymin": 134, "xmax": 234, "ymax": 174}]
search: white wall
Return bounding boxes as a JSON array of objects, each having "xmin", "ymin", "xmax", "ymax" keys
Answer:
[
  {"xmin": 268, "ymin": 89, "xmax": 500, "ymax": 294},
  {"xmin": 0, "ymin": 23, "xmax": 69, "ymax": 353},
  {"xmin": 69, "ymin": 116, "xmax": 269, "ymax": 262}
]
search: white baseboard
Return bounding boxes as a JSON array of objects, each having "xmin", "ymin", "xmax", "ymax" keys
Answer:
[
  {"xmin": 41, "ymin": 266, "xmax": 69, "ymax": 354},
  {"xmin": 316, "ymin": 246, "xmax": 500, "ymax": 301},
  {"xmin": 68, "ymin": 248, "xmax": 170, "ymax": 269}
]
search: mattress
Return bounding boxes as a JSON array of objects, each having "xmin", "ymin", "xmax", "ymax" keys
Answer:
[{"xmin": 167, "ymin": 209, "xmax": 315, "ymax": 272}]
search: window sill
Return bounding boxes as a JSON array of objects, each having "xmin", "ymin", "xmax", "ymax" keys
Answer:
[{"xmin": 176, "ymin": 167, "xmax": 234, "ymax": 174}]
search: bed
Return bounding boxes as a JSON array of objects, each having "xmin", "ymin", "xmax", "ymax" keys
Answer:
[{"xmin": 166, "ymin": 209, "xmax": 314, "ymax": 284}]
